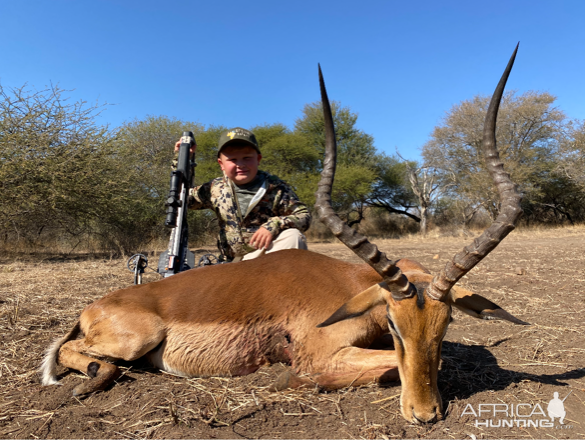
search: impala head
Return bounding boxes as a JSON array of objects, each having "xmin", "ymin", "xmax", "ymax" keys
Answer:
[{"xmin": 315, "ymin": 45, "xmax": 528, "ymax": 424}]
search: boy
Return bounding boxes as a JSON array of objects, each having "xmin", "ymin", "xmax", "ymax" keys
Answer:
[{"xmin": 175, "ymin": 127, "xmax": 310, "ymax": 262}]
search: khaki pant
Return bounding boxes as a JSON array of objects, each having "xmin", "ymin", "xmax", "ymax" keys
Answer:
[{"xmin": 242, "ymin": 228, "xmax": 308, "ymax": 261}]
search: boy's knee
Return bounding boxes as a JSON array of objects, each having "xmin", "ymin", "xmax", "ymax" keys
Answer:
[
  {"xmin": 242, "ymin": 229, "xmax": 308, "ymax": 261},
  {"xmin": 274, "ymin": 229, "xmax": 308, "ymax": 251}
]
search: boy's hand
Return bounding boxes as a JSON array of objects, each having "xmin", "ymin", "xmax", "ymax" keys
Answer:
[
  {"xmin": 174, "ymin": 140, "xmax": 197, "ymax": 153},
  {"xmin": 250, "ymin": 227, "xmax": 273, "ymax": 250}
]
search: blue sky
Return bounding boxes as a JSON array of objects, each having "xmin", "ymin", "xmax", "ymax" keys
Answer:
[{"xmin": 1, "ymin": 0, "xmax": 583, "ymax": 160}]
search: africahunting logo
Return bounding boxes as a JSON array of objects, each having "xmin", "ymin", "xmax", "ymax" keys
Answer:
[{"xmin": 461, "ymin": 391, "xmax": 573, "ymax": 429}]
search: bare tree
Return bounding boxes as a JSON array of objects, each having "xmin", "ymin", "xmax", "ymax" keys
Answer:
[
  {"xmin": 396, "ymin": 152, "xmax": 449, "ymax": 236},
  {"xmin": 408, "ymin": 166, "xmax": 436, "ymax": 236},
  {"xmin": 556, "ymin": 119, "xmax": 585, "ymax": 190}
]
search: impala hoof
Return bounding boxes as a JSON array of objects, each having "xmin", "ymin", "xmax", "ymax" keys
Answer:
[
  {"xmin": 269, "ymin": 371, "xmax": 312, "ymax": 391},
  {"xmin": 72, "ymin": 383, "xmax": 91, "ymax": 396},
  {"xmin": 72, "ymin": 364, "xmax": 121, "ymax": 396}
]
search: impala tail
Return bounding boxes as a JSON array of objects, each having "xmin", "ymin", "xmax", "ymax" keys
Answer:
[{"xmin": 40, "ymin": 321, "xmax": 81, "ymax": 386}]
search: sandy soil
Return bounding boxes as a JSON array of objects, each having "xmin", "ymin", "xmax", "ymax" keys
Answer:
[{"xmin": 1, "ymin": 226, "xmax": 584, "ymax": 439}]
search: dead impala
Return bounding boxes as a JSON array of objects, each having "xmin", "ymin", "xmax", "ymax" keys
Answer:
[{"xmin": 41, "ymin": 45, "xmax": 527, "ymax": 424}]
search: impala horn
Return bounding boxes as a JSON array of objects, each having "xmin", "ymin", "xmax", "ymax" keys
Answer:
[
  {"xmin": 425, "ymin": 44, "xmax": 523, "ymax": 301},
  {"xmin": 314, "ymin": 65, "xmax": 416, "ymax": 300}
]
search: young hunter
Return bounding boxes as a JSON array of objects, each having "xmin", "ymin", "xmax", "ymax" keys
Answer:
[{"xmin": 174, "ymin": 127, "xmax": 311, "ymax": 262}]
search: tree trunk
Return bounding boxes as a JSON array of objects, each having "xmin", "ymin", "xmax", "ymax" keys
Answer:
[{"xmin": 420, "ymin": 206, "xmax": 428, "ymax": 236}]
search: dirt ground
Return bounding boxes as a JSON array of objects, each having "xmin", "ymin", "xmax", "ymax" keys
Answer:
[{"xmin": 1, "ymin": 226, "xmax": 584, "ymax": 439}]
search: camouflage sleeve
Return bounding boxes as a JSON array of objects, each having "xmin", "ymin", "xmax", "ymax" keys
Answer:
[
  {"xmin": 187, "ymin": 182, "xmax": 213, "ymax": 210},
  {"xmin": 261, "ymin": 183, "xmax": 312, "ymax": 237}
]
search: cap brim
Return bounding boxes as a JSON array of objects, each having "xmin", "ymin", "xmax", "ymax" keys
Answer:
[{"xmin": 218, "ymin": 139, "xmax": 261, "ymax": 155}]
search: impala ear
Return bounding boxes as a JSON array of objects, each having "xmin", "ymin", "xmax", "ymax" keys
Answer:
[
  {"xmin": 317, "ymin": 283, "xmax": 389, "ymax": 328},
  {"xmin": 448, "ymin": 286, "xmax": 529, "ymax": 325}
]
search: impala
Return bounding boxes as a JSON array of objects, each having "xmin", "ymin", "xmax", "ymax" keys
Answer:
[{"xmin": 41, "ymin": 45, "xmax": 526, "ymax": 424}]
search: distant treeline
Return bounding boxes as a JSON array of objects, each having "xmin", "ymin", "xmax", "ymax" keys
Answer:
[{"xmin": 1, "ymin": 83, "xmax": 583, "ymax": 255}]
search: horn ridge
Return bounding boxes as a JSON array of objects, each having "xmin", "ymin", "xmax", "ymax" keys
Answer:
[
  {"xmin": 314, "ymin": 65, "xmax": 415, "ymax": 299},
  {"xmin": 428, "ymin": 44, "xmax": 523, "ymax": 301}
]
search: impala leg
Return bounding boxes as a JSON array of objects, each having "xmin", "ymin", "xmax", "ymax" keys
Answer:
[
  {"xmin": 273, "ymin": 347, "xmax": 399, "ymax": 391},
  {"xmin": 56, "ymin": 310, "xmax": 166, "ymax": 396},
  {"xmin": 311, "ymin": 366, "xmax": 399, "ymax": 389},
  {"xmin": 58, "ymin": 339, "xmax": 121, "ymax": 396},
  {"xmin": 315, "ymin": 347, "xmax": 399, "ymax": 389}
]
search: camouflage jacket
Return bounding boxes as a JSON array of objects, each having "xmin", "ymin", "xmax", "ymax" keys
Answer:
[{"xmin": 188, "ymin": 171, "xmax": 311, "ymax": 261}]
